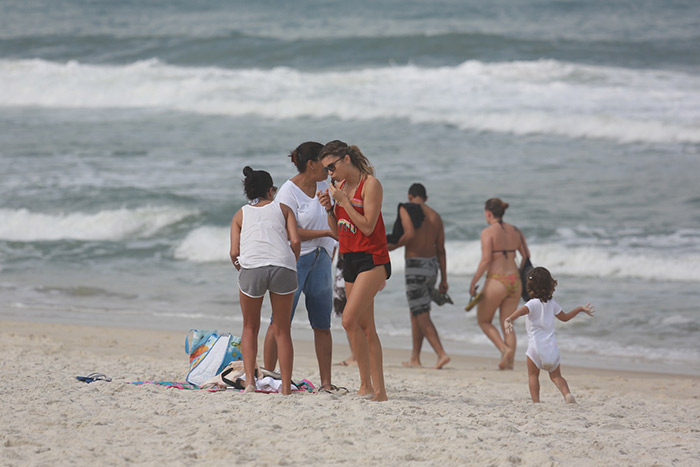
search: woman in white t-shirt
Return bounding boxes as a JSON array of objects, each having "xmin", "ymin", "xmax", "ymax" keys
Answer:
[
  {"xmin": 504, "ymin": 267, "xmax": 594, "ymax": 403},
  {"xmin": 262, "ymin": 142, "xmax": 343, "ymax": 393},
  {"xmin": 230, "ymin": 166, "xmax": 300, "ymax": 394}
]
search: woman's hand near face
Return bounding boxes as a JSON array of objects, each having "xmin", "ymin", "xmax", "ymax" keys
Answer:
[
  {"xmin": 317, "ymin": 188, "xmax": 332, "ymax": 210},
  {"xmin": 328, "ymin": 181, "xmax": 350, "ymax": 207}
]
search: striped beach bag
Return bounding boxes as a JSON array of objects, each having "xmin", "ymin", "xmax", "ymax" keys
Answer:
[{"xmin": 185, "ymin": 329, "xmax": 242, "ymax": 386}]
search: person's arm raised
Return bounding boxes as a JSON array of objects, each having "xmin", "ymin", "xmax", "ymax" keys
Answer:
[
  {"xmin": 556, "ymin": 303, "xmax": 595, "ymax": 322},
  {"xmin": 504, "ymin": 304, "xmax": 530, "ymax": 334}
]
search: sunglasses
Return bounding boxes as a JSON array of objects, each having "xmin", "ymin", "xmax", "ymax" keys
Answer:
[{"xmin": 323, "ymin": 157, "xmax": 343, "ymax": 174}]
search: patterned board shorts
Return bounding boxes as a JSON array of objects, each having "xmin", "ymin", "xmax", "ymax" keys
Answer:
[{"xmin": 405, "ymin": 257, "xmax": 439, "ymax": 316}]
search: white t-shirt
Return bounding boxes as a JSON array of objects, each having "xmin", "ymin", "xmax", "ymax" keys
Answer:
[
  {"xmin": 276, "ymin": 179, "xmax": 337, "ymax": 257},
  {"xmin": 238, "ymin": 201, "xmax": 297, "ymax": 271},
  {"xmin": 524, "ymin": 298, "xmax": 563, "ymax": 343}
]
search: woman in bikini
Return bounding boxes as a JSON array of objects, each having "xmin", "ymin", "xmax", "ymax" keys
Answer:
[
  {"xmin": 318, "ymin": 141, "xmax": 390, "ymax": 401},
  {"xmin": 469, "ymin": 198, "xmax": 530, "ymax": 370}
]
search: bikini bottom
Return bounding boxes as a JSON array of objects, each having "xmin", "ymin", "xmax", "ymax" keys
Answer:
[{"xmin": 487, "ymin": 273, "xmax": 521, "ymax": 298}]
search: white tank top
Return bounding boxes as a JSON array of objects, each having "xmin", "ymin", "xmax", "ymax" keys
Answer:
[{"xmin": 238, "ymin": 202, "xmax": 297, "ymax": 271}]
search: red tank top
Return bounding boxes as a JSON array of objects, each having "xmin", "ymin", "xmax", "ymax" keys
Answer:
[{"xmin": 335, "ymin": 177, "xmax": 390, "ymax": 264}]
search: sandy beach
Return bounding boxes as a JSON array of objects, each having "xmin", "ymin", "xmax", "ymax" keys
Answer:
[{"xmin": 1, "ymin": 319, "xmax": 698, "ymax": 466}]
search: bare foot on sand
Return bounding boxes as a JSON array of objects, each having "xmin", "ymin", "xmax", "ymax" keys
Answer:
[
  {"xmin": 434, "ymin": 355, "xmax": 451, "ymax": 369},
  {"xmin": 244, "ymin": 384, "xmax": 256, "ymax": 393},
  {"xmin": 565, "ymin": 394, "xmax": 577, "ymax": 404},
  {"xmin": 357, "ymin": 385, "xmax": 374, "ymax": 398},
  {"xmin": 402, "ymin": 360, "xmax": 422, "ymax": 368},
  {"xmin": 498, "ymin": 347, "xmax": 515, "ymax": 370},
  {"xmin": 371, "ymin": 392, "xmax": 388, "ymax": 402}
]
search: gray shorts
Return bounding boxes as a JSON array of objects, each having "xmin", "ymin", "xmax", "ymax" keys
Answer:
[{"xmin": 238, "ymin": 266, "xmax": 298, "ymax": 298}]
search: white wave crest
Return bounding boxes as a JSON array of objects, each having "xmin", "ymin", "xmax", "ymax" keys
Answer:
[
  {"xmin": 1, "ymin": 58, "xmax": 699, "ymax": 144},
  {"xmin": 176, "ymin": 227, "xmax": 700, "ymax": 282},
  {"xmin": 174, "ymin": 226, "xmax": 230, "ymax": 263},
  {"xmin": 0, "ymin": 207, "xmax": 195, "ymax": 241}
]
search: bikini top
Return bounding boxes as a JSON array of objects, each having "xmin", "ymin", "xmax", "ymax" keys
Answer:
[{"xmin": 492, "ymin": 220, "xmax": 517, "ymax": 257}]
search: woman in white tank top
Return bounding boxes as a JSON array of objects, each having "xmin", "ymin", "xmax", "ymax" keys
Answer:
[{"xmin": 230, "ymin": 166, "xmax": 300, "ymax": 394}]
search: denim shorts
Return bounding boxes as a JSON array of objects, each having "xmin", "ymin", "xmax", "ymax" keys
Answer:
[
  {"xmin": 238, "ymin": 266, "xmax": 298, "ymax": 298},
  {"xmin": 342, "ymin": 251, "xmax": 392, "ymax": 283},
  {"xmin": 271, "ymin": 247, "xmax": 333, "ymax": 329}
]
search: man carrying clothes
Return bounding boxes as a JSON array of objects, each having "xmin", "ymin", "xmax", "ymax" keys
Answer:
[{"xmin": 388, "ymin": 183, "xmax": 451, "ymax": 369}]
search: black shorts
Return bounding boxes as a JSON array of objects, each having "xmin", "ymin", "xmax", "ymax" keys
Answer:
[{"xmin": 342, "ymin": 251, "xmax": 391, "ymax": 283}]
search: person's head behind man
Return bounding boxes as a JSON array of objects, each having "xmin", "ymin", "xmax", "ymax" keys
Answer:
[{"xmin": 408, "ymin": 183, "xmax": 427, "ymax": 202}]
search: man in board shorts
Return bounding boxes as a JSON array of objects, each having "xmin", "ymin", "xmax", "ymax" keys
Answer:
[{"xmin": 388, "ymin": 183, "xmax": 451, "ymax": 369}]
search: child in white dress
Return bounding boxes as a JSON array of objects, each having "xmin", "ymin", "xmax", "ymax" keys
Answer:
[{"xmin": 505, "ymin": 267, "xmax": 594, "ymax": 403}]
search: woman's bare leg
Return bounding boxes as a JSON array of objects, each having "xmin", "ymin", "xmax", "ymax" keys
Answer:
[
  {"xmin": 239, "ymin": 291, "xmax": 263, "ymax": 392},
  {"xmin": 476, "ymin": 279, "xmax": 509, "ymax": 367},
  {"xmin": 499, "ymin": 292, "xmax": 521, "ymax": 369},
  {"xmin": 269, "ymin": 291, "xmax": 295, "ymax": 395},
  {"xmin": 262, "ymin": 323, "xmax": 278, "ymax": 371},
  {"xmin": 343, "ymin": 280, "xmax": 371, "ymax": 396},
  {"xmin": 343, "ymin": 266, "xmax": 388, "ymax": 401}
]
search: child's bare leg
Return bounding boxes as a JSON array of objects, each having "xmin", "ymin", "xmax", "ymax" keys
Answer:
[
  {"xmin": 549, "ymin": 366, "xmax": 575, "ymax": 403},
  {"xmin": 526, "ymin": 356, "xmax": 540, "ymax": 403}
]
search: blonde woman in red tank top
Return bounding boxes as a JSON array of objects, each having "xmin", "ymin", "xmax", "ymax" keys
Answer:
[{"xmin": 317, "ymin": 141, "xmax": 389, "ymax": 402}]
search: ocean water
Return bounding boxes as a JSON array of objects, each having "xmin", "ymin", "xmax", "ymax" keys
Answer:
[{"xmin": 1, "ymin": 0, "xmax": 699, "ymax": 375}]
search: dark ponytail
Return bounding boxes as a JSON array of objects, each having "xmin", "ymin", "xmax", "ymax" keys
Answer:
[
  {"xmin": 242, "ymin": 166, "xmax": 273, "ymax": 200},
  {"xmin": 290, "ymin": 141, "xmax": 323, "ymax": 173}
]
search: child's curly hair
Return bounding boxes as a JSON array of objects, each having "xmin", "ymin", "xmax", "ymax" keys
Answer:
[{"xmin": 526, "ymin": 267, "xmax": 557, "ymax": 302}]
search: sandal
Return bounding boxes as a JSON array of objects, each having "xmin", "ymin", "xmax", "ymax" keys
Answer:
[
  {"xmin": 76, "ymin": 372, "xmax": 112, "ymax": 384},
  {"xmin": 319, "ymin": 384, "xmax": 349, "ymax": 395}
]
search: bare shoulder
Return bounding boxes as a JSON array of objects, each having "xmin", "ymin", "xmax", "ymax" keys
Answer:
[
  {"xmin": 364, "ymin": 174, "xmax": 382, "ymax": 189},
  {"xmin": 422, "ymin": 204, "xmax": 442, "ymax": 224},
  {"xmin": 505, "ymin": 222, "xmax": 520, "ymax": 236},
  {"xmin": 361, "ymin": 174, "xmax": 383, "ymax": 197}
]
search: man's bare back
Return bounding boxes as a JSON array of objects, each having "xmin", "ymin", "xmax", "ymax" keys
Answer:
[{"xmin": 405, "ymin": 202, "xmax": 443, "ymax": 258}]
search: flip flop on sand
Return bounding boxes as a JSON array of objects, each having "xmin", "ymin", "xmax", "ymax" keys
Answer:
[
  {"xmin": 75, "ymin": 372, "xmax": 112, "ymax": 384},
  {"xmin": 319, "ymin": 384, "xmax": 349, "ymax": 395}
]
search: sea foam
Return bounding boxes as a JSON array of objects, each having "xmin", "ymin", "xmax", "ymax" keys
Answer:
[
  {"xmin": 175, "ymin": 225, "xmax": 700, "ymax": 282},
  {"xmin": 1, "ymin": 58, "xmax": 698, "ymax": 144},
  {"xmin": 0, "ymin": 207, "xmax": 195, "ymax": 242}
]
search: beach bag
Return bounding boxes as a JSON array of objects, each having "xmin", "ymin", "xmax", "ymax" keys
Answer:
[
  {"xmin": 520, "ymin": 257, "xmax": 534, "ymax": 302},
  {"xmin": 185, "ymin": 329, "xmax": 242, "ymax": 386}
]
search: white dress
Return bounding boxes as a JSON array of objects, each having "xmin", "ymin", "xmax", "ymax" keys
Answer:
[{"xmin": 524, "ymin": 298, "xmax": 563, "ymax": 372}]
